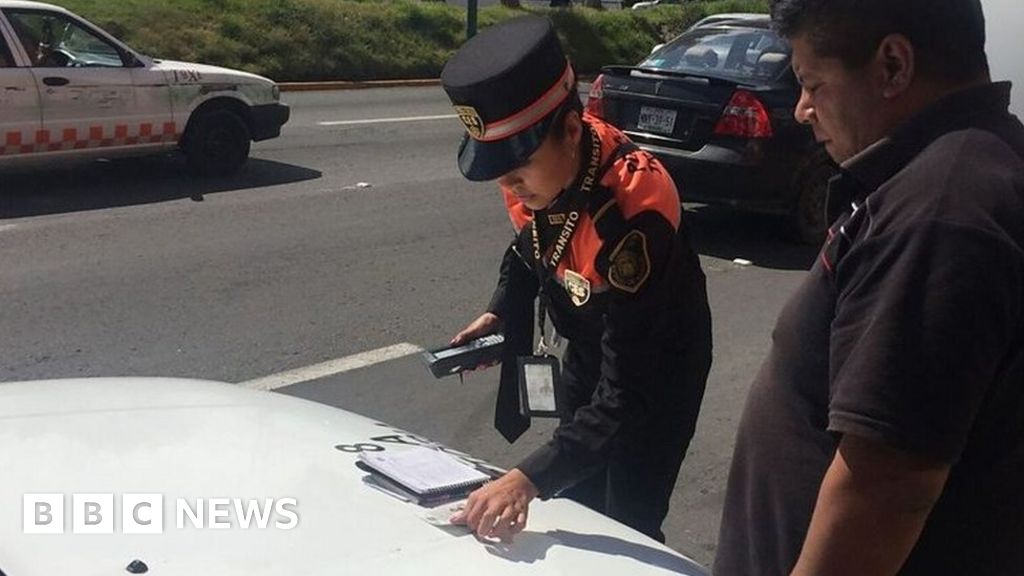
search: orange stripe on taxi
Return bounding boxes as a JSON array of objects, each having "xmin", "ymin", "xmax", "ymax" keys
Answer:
[{"xmin": 0, "ymin": 122, "xmax": 180, "ymax": 156}]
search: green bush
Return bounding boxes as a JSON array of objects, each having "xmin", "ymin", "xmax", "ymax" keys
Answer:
[{"xmin": 57, "ymin": 0, "xmax": 767, "ymax": 82}]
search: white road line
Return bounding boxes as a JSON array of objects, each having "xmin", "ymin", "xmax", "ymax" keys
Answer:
[
  {"xmin": 318, "ymin": 114, "xmax": 457, "ymax": 127},
  {"xmin": 0, "ymin": 224, "xmax": 18, "ymax": 233},
  {"xmin": 240, "ymin": 342, "xmax": 424, "ymax": 391}
]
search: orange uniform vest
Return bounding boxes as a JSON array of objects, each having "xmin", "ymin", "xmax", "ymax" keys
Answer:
[{"xmin": 500, "ymin": 114, "xmax": 681, "ymax": 304}]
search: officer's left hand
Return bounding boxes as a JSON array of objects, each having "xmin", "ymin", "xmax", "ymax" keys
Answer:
[{"xmin": 450, "ymin": 468, "xmax": 539, "ymax": 542}]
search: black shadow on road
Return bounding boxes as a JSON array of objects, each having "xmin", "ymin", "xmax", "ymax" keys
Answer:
[
  {"xmin": 0, "ymin": 156, "xmax": 322, "ymax": 219},
  {"xmin": 684, "ymin": 204, "xmax": 819, "ymax": 271}
]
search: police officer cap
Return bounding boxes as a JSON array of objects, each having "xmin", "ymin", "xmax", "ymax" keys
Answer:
[{"xmin": 441, "ymin": 16, "xmax": 576, "ymax": 182}]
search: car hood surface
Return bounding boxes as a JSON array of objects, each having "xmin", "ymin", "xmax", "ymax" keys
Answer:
[
  {"xmin": 0, "ymin": 378, "xmax": 707, "ymax": 576},
  {"xmin": 150, "ymin": 59, "xmax": 274, "ymax": 86}
]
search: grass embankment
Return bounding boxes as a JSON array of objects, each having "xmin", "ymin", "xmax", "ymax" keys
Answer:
[{"xmin": 59, "ymin": 0, "xmax": 768, "ymax": 82}]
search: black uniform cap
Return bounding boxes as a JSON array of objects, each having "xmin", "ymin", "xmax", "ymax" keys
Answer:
[{"xmin": 441, "ymin": 16, "xmax": 576, "ymax": 182}]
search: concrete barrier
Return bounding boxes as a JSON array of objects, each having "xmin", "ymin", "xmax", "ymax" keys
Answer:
[{"xmin": 278, "ymin": 79, "xmax": 441, "ymax": 92}]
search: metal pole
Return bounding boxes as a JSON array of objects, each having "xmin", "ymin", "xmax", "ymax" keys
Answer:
[{"xmin": 467, "ymin": 0, "xmax": 478, "ymax": 39}]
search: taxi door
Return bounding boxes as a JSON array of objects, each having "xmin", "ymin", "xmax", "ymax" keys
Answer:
[
  {"xmin": 1, "ymin": 8, "xmax": 170, "ymax": 158},
  {"xmin": 0, "ymin": 12, "xmax": 41, "ymax": 161}
]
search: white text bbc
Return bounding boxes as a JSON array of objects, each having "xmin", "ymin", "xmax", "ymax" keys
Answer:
[{"xmin": 23, "ymin": 494, "xmax": 299, "ymax": 534}]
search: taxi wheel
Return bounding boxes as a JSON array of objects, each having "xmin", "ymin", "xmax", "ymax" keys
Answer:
[{"xmin": 184, "ymin": 110, "xmax": 251, "ymax": 177}]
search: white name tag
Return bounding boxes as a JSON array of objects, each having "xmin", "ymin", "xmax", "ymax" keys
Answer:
[{"xmin": 517, "ymin": 356, "xmax": 561, "ymax": 418}]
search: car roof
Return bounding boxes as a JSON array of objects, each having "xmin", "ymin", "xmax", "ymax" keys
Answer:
[
  {"xmin": 0, "ymin": 1, "xmax": 68, "ymax": 11},
  {"xmin": 0, "ymin": 377, "xmax": 708, "ymax": 575},
  {"xmin": 691, "ymin": 13, "xmax": 771, "ymax": 29}
]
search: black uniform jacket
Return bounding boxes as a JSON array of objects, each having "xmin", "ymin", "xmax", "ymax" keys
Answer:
[{"xmin": 486, "ymin": 114, "xmax": 710, "ymax": 497}]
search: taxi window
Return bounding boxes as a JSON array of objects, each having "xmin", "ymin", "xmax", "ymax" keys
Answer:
[
  {"xmin": 0, "ymin": 36, "xmax": 13, "ymax": 67},
  {"xmin": 4, "ymin": 10, "xmax": 126, "ymax": 68}
]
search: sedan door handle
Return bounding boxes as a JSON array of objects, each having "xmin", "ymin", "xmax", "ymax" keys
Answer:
[{"xmin": 42, "ymin": 77, "xmax": 70, "ymax": 87}]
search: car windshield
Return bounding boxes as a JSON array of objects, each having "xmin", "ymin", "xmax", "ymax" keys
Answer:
[{"xmin": 639, "ymin": 27, "xmax": 791, "ymax": 83}]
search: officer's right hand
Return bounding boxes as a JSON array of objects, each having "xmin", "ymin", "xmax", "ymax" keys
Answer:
[{"xmin": 451, "ymin": 312, "xmax": 501, "ymax": 346}]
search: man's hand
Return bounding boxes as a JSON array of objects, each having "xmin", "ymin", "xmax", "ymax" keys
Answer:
[
  {"xmin": 451, "ymin": 312, "xmax": 501, "ymax": 346},
  {"xmin": 450, "ymin": 468, "xmax": 539, "ymax": 541}
]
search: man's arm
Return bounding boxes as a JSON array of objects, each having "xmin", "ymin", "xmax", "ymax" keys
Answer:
[{"xmin": 791, "ymin": 434, "xmax": 950, "ymax": 576}]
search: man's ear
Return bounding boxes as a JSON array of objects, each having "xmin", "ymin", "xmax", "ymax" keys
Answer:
[{"xmin": 876, "ymin": 33, "xmax": 915, "ymax": 99}]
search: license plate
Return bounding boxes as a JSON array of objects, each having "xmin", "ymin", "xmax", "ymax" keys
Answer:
[{"xmin": 636, "ymin": 106, "xmax": 677, "ymax": 135}]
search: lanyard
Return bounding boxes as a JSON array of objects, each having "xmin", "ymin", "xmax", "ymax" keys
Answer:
[{"xmin": 531, "ymin": 124, "xmax": 603, "ymax": 354}]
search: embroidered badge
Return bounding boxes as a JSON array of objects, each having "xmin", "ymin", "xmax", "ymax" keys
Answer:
[
  {"xmin": 563, "ymin": 269, "xmax": 591, "ymax": 307},
  {"xmin": 454, "ymin": 105, "xmax": 485, "ymax": 139},
  {"xmin": 608, "ymin": 230, "xmax": 651, "ymax": 293}
]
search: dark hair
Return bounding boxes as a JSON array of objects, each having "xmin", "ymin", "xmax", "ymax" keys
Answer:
[{"xmin": 770, "ymin": 0, "xmax": 989, "ymax": 84}]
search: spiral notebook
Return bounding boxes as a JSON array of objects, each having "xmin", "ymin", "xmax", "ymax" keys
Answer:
[{"xmin": 357, "ymin": 449, "xmax": 490, "ymax": 499}]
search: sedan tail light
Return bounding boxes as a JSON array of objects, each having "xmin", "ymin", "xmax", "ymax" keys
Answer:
[
  {"xmin": 714, "ymin": 90, "xmax": 773, "ymax": 138},
  {"xmin": 585, "ymin": 74, "xmax": 605, "ymax": 118}
]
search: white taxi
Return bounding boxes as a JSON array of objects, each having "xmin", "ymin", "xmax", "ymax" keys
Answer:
[
  {"xmin": 0, "ymin": 1, "xmax": 289, "ymax": 176},
  {"xmin": 0, "ymin": 377, "xmax": 709, "ymax": 575}
]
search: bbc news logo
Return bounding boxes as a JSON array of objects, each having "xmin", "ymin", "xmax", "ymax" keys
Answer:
[{"xmin": 23, "ymin": 494, "xmax": 299, "ymax": 534}]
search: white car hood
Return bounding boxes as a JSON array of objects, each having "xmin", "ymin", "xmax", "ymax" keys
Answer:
[
  {"xmin": 0, "ymin": 378, "xmax": 706, "ymax": 576},
  {"xmin": 150, "ymin": 59, "xmax": 273, "ymax": 86}
]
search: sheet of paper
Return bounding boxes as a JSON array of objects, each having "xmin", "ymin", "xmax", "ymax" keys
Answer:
[
  {"xmin": 358, "ymin": 449, "xmax": 489, "ymax": 495},
  {"xmin": 419, "ymin": 501, "xmax": 472, "ymax": 535}
]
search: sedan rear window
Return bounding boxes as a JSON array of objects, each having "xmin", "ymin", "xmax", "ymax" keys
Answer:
[{"xmin": 640, "ymin": 28, "xmax": 791, "ymax": 83}]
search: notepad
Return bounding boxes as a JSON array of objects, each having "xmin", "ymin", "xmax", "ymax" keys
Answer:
[{"xmin": 357, "ymin": 449, "xmax": 490, "ymax": 498}]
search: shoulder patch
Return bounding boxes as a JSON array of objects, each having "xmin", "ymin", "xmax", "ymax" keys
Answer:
[{"xmin": 607, "ymin": 230, "xmax": 650, "ymax": 293}]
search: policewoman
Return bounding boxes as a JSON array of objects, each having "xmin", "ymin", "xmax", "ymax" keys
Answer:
[{"xmin": 444, "ymin": 16, "xmax": 712, "ymax": 542}]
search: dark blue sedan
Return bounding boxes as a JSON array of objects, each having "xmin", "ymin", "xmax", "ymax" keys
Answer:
[{"xmin": 586, "ymin": 14, "xmax": 837, "ymax": 243}]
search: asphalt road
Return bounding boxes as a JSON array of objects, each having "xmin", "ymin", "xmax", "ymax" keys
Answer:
[{"xmin": 0, "ymin": 86, "xmax": 817, "ymax": 566}]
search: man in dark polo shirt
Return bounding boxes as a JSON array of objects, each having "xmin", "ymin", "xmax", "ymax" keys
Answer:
[{"xmin": 715, "ymin": 1, "xmax": 1024, "ymax": 575}]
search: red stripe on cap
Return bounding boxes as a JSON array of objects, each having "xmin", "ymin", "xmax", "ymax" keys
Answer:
[{"xmin": 475, "ymin": 63, "xmax": 575, "ymax": 143}]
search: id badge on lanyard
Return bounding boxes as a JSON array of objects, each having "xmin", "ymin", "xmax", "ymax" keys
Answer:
[
  {"xmin": 516, "ymin": 295, "xmax": 562, "ymax": 418},
  {"xmin": 516, "ymin": 125, "xmax": 602, "ymax": 420},
  {"xmin": 517, "ymin": 354, "xmax": 560, "ymax": 418}
]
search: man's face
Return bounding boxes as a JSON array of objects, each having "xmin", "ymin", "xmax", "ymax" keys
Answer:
[
  {"xmin": 790, "ymin": 35, "xmax": 889, "ymax": 164},
  {"xmin": 498, "ymin": 114, "xmax": 580, "ymax": 211}
]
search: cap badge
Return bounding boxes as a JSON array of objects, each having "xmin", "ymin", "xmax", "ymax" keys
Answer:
[{"xmin": 454, "ymin": 105, "xmax": 486, "ymax": 139}]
